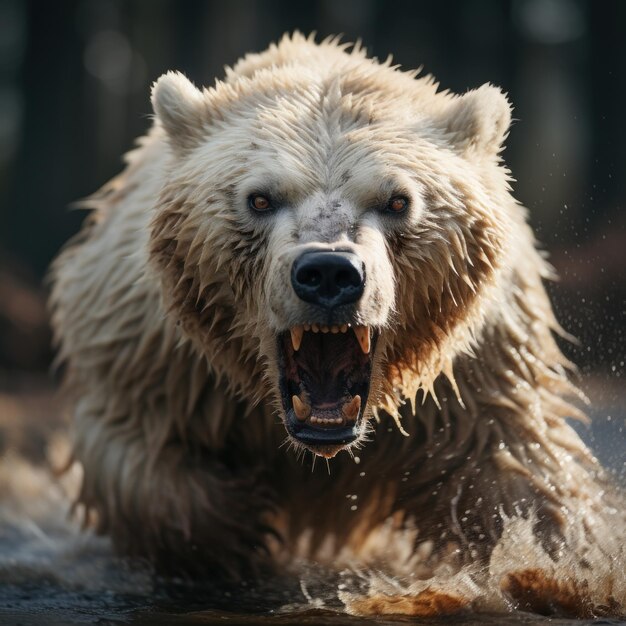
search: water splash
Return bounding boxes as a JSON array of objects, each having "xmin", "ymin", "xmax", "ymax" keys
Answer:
[
  {"xmin": 330, "ymin": 511, "xmax": 625, "ymax": 618},
  {"xmin": 0, "ymin": 442, "xmax": 624, "ymax": 623}
]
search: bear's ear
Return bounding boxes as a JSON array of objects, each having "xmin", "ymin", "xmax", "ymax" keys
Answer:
[
  {"xmin": 151, "ymin": 71, "xmax": 209, "ymax": 152},
  {"xmin": 441, "ymin": 84, "xmax": 512, "ymax": 155}
]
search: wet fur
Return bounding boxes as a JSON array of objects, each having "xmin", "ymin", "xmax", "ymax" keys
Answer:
[{"xmin": 50, "ymin": 34, "xmax": 622, "ymax": 612}]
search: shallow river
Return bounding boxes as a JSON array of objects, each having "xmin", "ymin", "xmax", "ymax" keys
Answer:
[{"xmin": 0, "ymin": 386, "xmax": 623, "ymax": 625}]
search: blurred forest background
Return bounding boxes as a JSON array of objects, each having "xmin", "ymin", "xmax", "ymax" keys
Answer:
[{"xmin": 0, "ymin": 0, "xmax": 623, "ymax": 464}]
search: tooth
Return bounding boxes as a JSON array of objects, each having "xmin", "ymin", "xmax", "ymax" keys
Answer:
[
  {"xmin": 341, "ymin": 324, "xmax": 348, "ymax": 333},
  {"xmin": 303, "ymin": 324, "xmax": 311, "ymax": 331},
  {"xmin": 342, "ymin": 395, "xmax": 361, "ymax": 422},
  {"xmin": 353, "ymin": 326, "xmax": 371, "ymax": 354},
  {"xmin": 321, "ymin": 325, "xmax": 329, "ymax": 333},
  {"xmin": 290, "ymin": 326, "xmax": 303, "ymax": 351},
  {"xmin": 312, "ymin": 324, "xmax": 319, "ymax": 333},
  {"xmin": 331, "ymin": 325, "xmax": 339, "ymax": 333},
  {"xmin": 292, "ymin": 395, "xmax": 311, "ymax": 421},
  {"xmin": 310, "ymin": 416, "xmax": 319, "ymax": 424}
]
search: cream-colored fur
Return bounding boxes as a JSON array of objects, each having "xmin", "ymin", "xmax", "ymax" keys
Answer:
[{"xmin": 50, "ymin": 33, "xmax": 622, "ymax": 612}]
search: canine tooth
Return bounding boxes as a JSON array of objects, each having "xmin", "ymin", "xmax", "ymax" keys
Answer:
[
  {"xmin": 353, "ymin": 326, "xmax": 371, "ymax": 354},
  {"xmin": 292, "ymin": 395, "xmax": 310, "ymax": 421},
  {"xmin": 341, "ymin": 324, "xmax": 348, "ymax": 333},
  {"xmin": 290, "ymin": 326, "xmax": 303, "ymax": 351},
  {"xmin": 312, "ymin": 324, "xmax": 319, "ymax": 333},
  {"xmin": 342, "ymin": 395, "xmax": 361, "ymax": 422},
  {"xmin": 331, "ymin": 325, "xmax": 339, "ymax": 333}
]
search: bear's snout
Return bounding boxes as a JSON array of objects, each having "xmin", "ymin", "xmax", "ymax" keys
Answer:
[{"xmin": 290, "ymin": 251, "xmax": 365, "ymax": 310}]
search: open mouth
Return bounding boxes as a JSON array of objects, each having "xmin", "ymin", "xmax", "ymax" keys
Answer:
[{"xmin": 277, "ymin": 324, "xmax": 377, "ymax": 457}]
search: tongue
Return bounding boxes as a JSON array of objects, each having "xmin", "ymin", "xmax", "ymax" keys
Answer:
[{"xmin": 301, "ymin": 368, "xmax": 347, "ymax": 403}]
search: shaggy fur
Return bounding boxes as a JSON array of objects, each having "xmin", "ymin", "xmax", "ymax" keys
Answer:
[{"xmin": 50, "ymin": 34, "xmax": 621, "ymax": 613}]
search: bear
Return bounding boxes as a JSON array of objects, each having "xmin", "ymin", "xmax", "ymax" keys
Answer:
[{"xmin": 50, "ymin": 34, "xmax": 623, "ymax": 616}]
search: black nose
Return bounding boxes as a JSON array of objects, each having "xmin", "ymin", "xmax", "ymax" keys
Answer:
[{"xmin": 291, "ymin": 251, "xmax": 365, "ymax": 308}]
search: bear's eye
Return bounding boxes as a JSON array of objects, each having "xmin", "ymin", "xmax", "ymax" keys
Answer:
[
  {"xmin": 249, "ymin": 193, "xmax": 272, "ymax": 212},
  {"xmin": 385, "ymin": 195, "xmax": 409, "ymax": 214}
]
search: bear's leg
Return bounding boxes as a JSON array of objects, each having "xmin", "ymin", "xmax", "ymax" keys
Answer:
[
  {"xmin": 73, "ymin": 413, "xmax": 277, "ymax": 578},
  {"xmin": 345, "ymin": 589, "xmax": 469, "ymax": 617},
  {"xmin": 501, "ymin": 569, "xmax": 599, "ymax": 618}
]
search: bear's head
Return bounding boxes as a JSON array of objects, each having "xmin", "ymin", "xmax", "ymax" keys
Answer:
[{"xmin": 149, "ymin": 36, "xmax": 515, "ymax": 458}]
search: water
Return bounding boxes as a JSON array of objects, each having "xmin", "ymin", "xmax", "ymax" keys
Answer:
[{"xmin": 0, "ymin": 389, "xmax": 623, "ymax": 625}]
